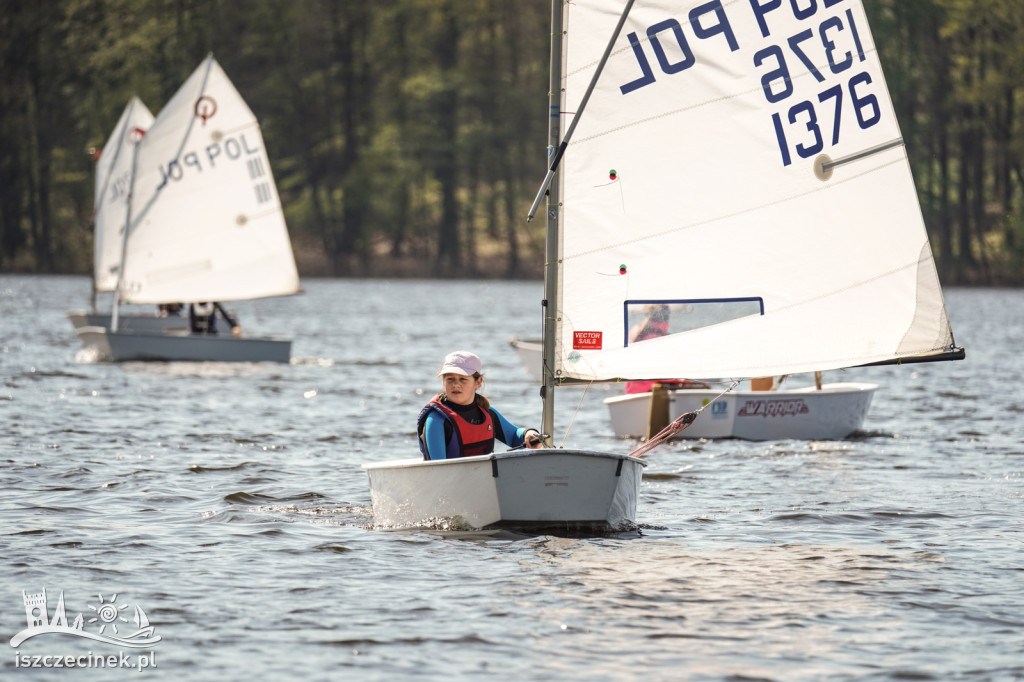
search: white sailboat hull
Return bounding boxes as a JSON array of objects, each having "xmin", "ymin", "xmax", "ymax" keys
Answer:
[
  {"xmin": 76, "ymin": 326, "xmax": 291, "ymax": 363},
  {"xmin": 605, "ymin": 383, "xmax": 877, "ymax": 441},
  {"xmin": 67, "ymin": 310, "xmax": 187, "ymax": 333},
  {"xmin": 362, "ymin": 449, "xmax": 645, "ymax": 532},
  {"xmin": 509, "ymin": 337, "xmax": 543, "ymax": 382}
]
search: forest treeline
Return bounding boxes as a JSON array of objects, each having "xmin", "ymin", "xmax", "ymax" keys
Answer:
[{"xmin": 1, "ymin": 0, "xmax": 1022, "ymax": 283}]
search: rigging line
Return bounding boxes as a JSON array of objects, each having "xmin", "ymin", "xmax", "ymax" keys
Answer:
[
  {"xmin": 526, "ymin": 0, "xmax": 636, "ymax": 222},
  {"xmin": 122, "ymin": 54, "xmax": 218, "ymax": 245},
  {"xmin": 559, "ymin": 381, "xmax": 591, "ymax": 448},
  {"xmin": 627, "ymin": 381, "xmax": 738, "ymax": 459}
]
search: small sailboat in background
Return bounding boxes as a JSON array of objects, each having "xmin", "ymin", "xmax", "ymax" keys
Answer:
[
  {"xmin": 511, "ymin": 333, "xmax": 875, "ymax": 440},
  {"xmin": 508, "ymin": 337, "xmax": 545, "ymax": 382},
  {"xmin": 75, "ymin": 54, "xmax": 301, "ymax": 363},
  {"xmin": 605, "ymin": 374, "xmax": 879, "ymax": 441},
  {"xmin": 68, "ymin": 96, "xmax": 188, "ymax": 334}
]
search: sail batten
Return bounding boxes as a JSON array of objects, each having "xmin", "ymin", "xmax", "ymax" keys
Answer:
[{"xmin": 553, "ymin": 0, "xmax": 957, "ymax": 383}]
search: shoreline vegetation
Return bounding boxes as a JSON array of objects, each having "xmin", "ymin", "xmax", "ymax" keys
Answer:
[{"xmin": 2, "ymin": 1, "xmax": 1022, "ymax": 286}]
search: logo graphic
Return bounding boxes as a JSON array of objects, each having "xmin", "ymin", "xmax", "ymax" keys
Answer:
[
  {"xmin": 11, "ymin": 588, "xmax": 161, "ymax": 649},
  {"xmin": 573, "ymin": 331, "xmax": 602, "ymax": 350},
  {"xmin": 737, "ymin": 398, "xmax": 810, "ymax": 418},
  {"xmin": 194, "ymin": 95, "xmax": 217, "ymax": 124}
]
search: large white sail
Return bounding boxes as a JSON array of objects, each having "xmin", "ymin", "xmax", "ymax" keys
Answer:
[
  {"xmin": 554, "ymin": 0, "xmax": 955, "ymax": 382},
  {"xmin": 119, "ymin": 54, "xmax": 300, "ymax": 304},
  {"xmin": 93, "ymin": 96, "xmax": 154, "ymax": 293}
]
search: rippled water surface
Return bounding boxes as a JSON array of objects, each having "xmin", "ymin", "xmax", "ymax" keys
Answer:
[{"xmin": 2, "ymin": 276, "xmax": 1022, "ymax": 681}]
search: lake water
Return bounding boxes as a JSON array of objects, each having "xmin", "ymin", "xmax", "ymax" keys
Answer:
[{"xmin": 1, "ymin": 275, "xmax": 1021, "ymax": 681}]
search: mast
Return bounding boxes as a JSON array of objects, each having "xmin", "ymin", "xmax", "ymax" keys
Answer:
[
  {"xmin": 541, "ymin": 0, "xmax": 564, "ymax": 445},
  {"xmin": 539, "ymin": 0, "xmax": 636, "ymax": 442}
]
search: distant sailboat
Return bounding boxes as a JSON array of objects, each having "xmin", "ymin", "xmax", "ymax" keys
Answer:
[
  {"xmin": 68, "ymin": 96, "xmax": 188, "ymax": 334},
  {"xmin": 76, "ymin": 55, "xmax": 301, "ymax": 363}
]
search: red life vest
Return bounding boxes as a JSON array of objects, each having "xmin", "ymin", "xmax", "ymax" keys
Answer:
[
  {"xmin": 417, "ymin": 396, "xmax": 495, "ymax": 458},
  {"xmin": 633, "ymin": 320, "xmax": 669, "ymax": 342},
  {"xmin": 626, "ymin": 320, "xmax": 675, "ymax": 393}
]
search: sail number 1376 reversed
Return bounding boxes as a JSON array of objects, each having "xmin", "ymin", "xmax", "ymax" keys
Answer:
[
  {"xmin": 619, "ymin": 4, "xmax": 882, "ymax": 168},
  {"xmin": 760, "ymin": 9, "xmax": 881, "ymax": 166}
]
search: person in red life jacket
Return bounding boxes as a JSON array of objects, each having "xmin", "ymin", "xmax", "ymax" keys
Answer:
[
  {"xmin": 630, "ymin": 303, "xmax": 671, "ymax": 344},
  {"xmin": 625, "ymin": 304, "xmax": 672, "ymax": 395},
  {"xmin": 624, "ymin": 305, "xmax": 708, "ymax": 394},
  {"xmin": 417, "ymin": 350, "xmax": 543, "ymax": 460}
]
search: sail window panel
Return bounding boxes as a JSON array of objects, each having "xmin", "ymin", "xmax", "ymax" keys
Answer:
[{"xmin": 624, "ymin": 298, "xmax": 763, "ymax": 346}]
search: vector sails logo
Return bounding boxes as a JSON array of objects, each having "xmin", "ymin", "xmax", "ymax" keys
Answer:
[{"xmin": 10, "ymin": 588, "xmax": 161, "ymax": 649}]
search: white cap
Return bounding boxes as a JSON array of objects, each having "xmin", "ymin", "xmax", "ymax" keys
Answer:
[{"xmin": 437, "ymin": 350, "xmax": 482, "ymax": 377}]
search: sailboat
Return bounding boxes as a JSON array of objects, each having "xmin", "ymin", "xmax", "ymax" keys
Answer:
[
  {"xmin": 68, "ymin": 97, "xmax": 188, "ymax": 334},
  {"xmin": 605, "ymin": 374, "xmax": 878, "ymax": 441},
  {"xmin": 75, "ymin": 55, "xmax": 301, "ymax": 363},
  {"xmin": 511, "ymin": 335, "xmax": 875, "ymax": 441},
  {"xmin": 363, "ymin": 0, "xmax": 963, "ymax": 531},
  {"xmin": 508, "ymin": 337, "xmax": 545, "ymax": 382}
]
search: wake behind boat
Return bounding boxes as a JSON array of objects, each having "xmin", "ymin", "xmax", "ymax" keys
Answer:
[{"xmin": 76, "ymin": 55, "xmax": 300, "ymax": 363}]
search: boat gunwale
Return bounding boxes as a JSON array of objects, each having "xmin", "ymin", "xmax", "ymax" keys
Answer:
[
  {"xmin": 601, "ymin": 381, "xmax": 880, "ymax": 405},
  {"xmin": 75, "ymin": 325, "xmax": 292, "ymax": 344},
  {"xmin": 361, "ymin": 448, "xmax": 647, "ymax": 471}
]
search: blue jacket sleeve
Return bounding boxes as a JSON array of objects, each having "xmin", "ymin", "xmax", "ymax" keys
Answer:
[
  {"xmin": 423, "ymin": 412, "xmax": 449, "ymax": 460},
  {"xmin": 489, "ymin": 407, "xmax": 535, "ymax": 449}
]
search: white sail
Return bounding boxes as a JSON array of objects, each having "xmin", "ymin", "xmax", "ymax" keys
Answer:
[
  {"xmin": 93, "ymin": 96, "xmax": 154, "ymax": 293},
  {"xmin": 555, "ymin": 0, "xmax": 955, "ymax": 382},
  {"xmin": 119, "ymin": 54, "xmax": 300, "ymax": 304}
]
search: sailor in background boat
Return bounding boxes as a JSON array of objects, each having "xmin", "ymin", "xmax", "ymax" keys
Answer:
[
  {"xmin": 626, "ymin": 305, "xmax": 673, "ymax": 394},
  {"xmin": 624, "ymin": 305, "xmax": 709, "ymax": 395},
  {"xmin": 188, "ymin": 302, "xmax": 242, "ymax": 337},
  {"xmin": 417, "ymin": 350, "xmax": 543, "ymax": 460},
  {"xmin": 158, "ymin": 303, "xmax": 184, "ymax": 317}
]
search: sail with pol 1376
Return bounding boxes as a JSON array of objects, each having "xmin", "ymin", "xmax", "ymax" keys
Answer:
[{"xmin": 551, "ymin": 0, "xmax": 959, "ymax": 384}]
